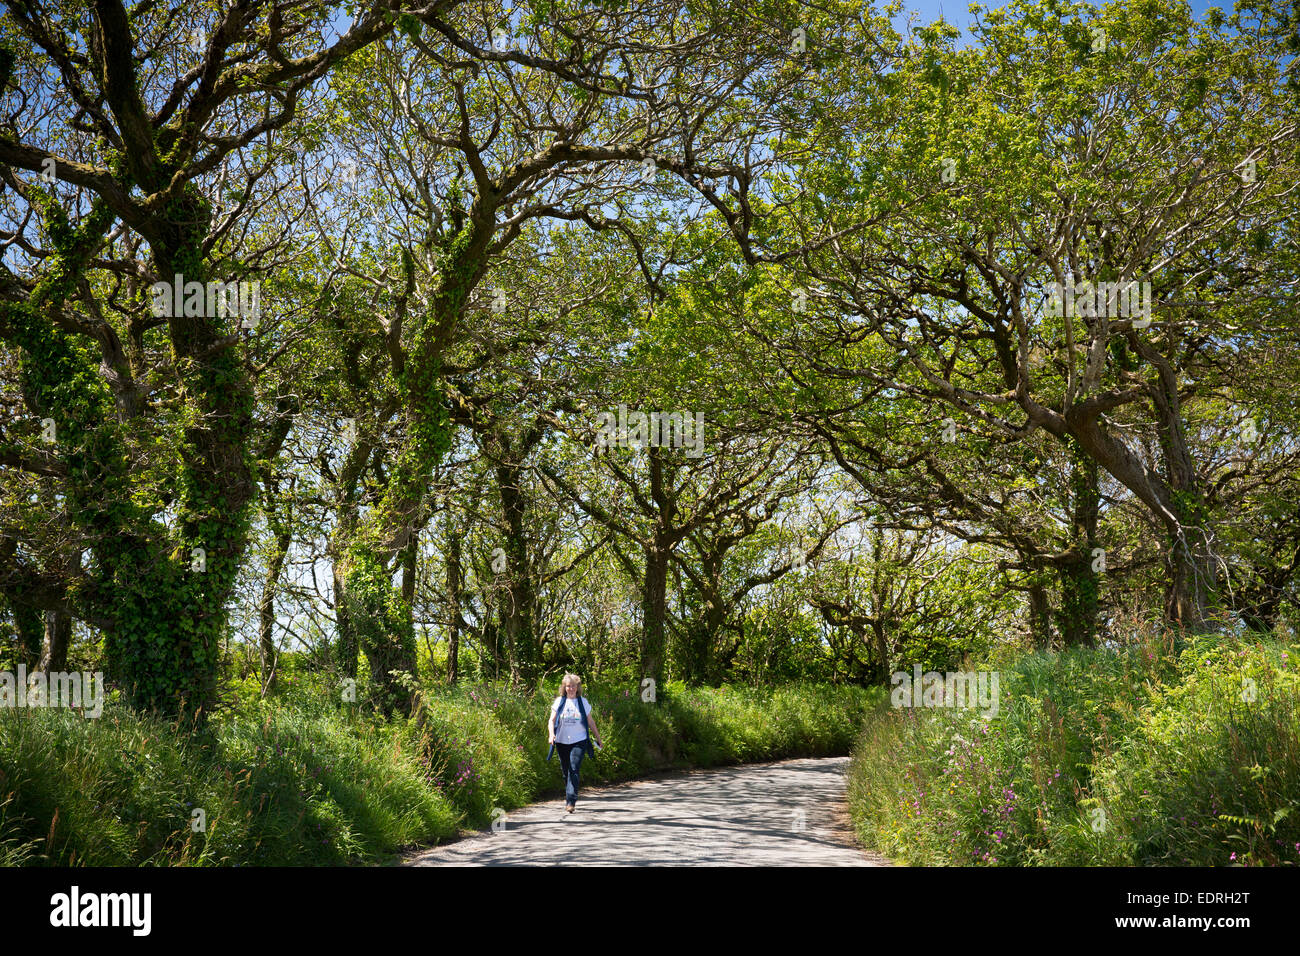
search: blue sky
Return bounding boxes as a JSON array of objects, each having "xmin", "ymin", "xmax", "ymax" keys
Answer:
[{"xmin": 891, "ymin": 0, "xmax": 1221, "ymax": 34}]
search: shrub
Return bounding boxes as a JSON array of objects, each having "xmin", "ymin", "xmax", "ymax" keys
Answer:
[{"xmin": 846, "ymin": 631, "xmax": 1300, "ymax": 866}]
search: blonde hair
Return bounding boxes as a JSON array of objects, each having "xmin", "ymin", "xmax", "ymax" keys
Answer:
[{"xmin": 559, "ymin": 673, "xmax": 582, "ymax": 697}]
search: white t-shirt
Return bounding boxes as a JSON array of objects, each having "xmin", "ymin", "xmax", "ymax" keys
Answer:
[{"xmin": 552, "ymin": 696, "xmax": 593, "ymax": 745}]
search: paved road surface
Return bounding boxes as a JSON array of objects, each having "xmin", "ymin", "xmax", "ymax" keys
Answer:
[{"xmin": 403, "ymin": 755, "xmax": 889, "ymax": 866}]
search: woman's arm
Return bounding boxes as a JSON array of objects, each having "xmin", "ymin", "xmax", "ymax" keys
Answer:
[
  {"xmin": 547, "ymin": 700, "xmax": 558, "ymax": 744},
  {"xmin": 585, "ymin": 700, "xmax": 602, "ymax": 744}
]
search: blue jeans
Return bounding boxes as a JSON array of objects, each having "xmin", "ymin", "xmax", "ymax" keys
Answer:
[{"xmin": 556, "ymin": 739, "xmax": 586, "ymax": 806}]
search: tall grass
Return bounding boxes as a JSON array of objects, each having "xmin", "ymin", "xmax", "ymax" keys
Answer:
[
  {"xmin": 0, "ymin": 697, "xmax": 454, "ymax": 866},
  {"xmin": 846, "ymin": 631, "xmax": 1300, "ymax": 865},
  {"xmin": 0, "ymin": 678, "xmax": 878, "ymax": 865}
]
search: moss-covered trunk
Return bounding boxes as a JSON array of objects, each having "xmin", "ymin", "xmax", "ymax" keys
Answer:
[
  {"xmin": 3, "ymin": 184, "xmax": 255, "ymax": 724},
  {"xmin": 1055, "ymin": 440, "xmax": 1101, "ymax": 647},
  {"xmin": 337, "ymin": 229, "xmax": 481, "ymax": 713}
]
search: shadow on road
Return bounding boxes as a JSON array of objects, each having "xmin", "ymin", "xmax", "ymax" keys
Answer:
[{"xmin": 403, "ymin": 756, "xmax": 888, "ymax": 867}]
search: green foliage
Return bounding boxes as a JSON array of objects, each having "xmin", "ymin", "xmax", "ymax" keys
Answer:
[
  {"xmin": 726, "ymin": 606, "xmax": 836, "ymax": 685},
  {"xmin": 1088, "ymin": 640, "xmax": 1300, "ymax": 865},
  {"xmin": 2, "ymin": 153, "xmax": 255, "ymax": 725},
  {"xmin": 340, "ymin": 548, "xmax": 419, "ymax": 716},
  {"xmin": 0, "ymin": 679, "xmax": 874, "ymax": 864},
  {"xmin": 847, "ymin": 629, "xmax": 1300, "ymax": 865},
  {"xmin": 0, "ymin": 685, "xmax": 455, "ymax": 866}
]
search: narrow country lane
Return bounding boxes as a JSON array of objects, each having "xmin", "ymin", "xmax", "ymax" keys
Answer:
[{"xmin": 403, "ymin": 755, "xmax": 890, "ymax": 866}]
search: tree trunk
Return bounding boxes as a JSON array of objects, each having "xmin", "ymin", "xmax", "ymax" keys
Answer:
[
  {"xmin": 341, "ymin": 549, "xmax": 419, "ymax": 718},
  {"xmin": 1064, "ymin": 399, "xmax": 1218, "ymax": 632},
  {"xmin": 638, "ymin": 449, "xmax": 676, "ymax": 689},
  {"xmin": 1164, "ymin": 523, "xmax": 1219, "ymax": 630},
  {"xmin": 869, "ymin": 619, "xmax": 890, "ymax": 678},
  {"xmin": 333, "ymin": 560, "xmax": 359, "ymax": 683},
  {"xmin": 335, "ymin": 226, "xmax": 490, "ymax": 712},
  {"xmin": 39, "ymin": 608, "xmax": 71, "ymax": 673},
  {"xmin": 14, "ymin": 601, "xmax": 43, "ymax": 671},
  {"xmin": 401, "ymin": 530, "xmax": 420, "ymax": 680},
  {"xmin": 259, "ymin": 521, "xmax": 291, "ymax": 695},
  {"xmin": 1055, "ymin": 442, "xmax": 1100, "ymax": 646},
  {"xmin": 482, "ymin": 605, "xmax": 502, "ymax": 682},
  {"xmin": 496, "ymin": 461, "xmax": 539, "ymax": 684},
  {"xmin": 1056, "ymin": 556, "xmax": 1100, "ymax": 646},
  {"xmin": 640, "ymin": 542, "xmax": 669, "ymax": 689},
  {"xmin": 1027, "ymin": 581, "xmax": 1054, "ymax": 649},
  {"xmin": 692, "ymin": 552, "xmax": 730, "ymax": 684},
  {"xmin": 700, "ymin": 595, "xmax": 729, "ymax": 684},
  {"xmin": 1152, "ymin": 367, "xmax": 1219, "ymax": 631},
  {"xmin": 7, "ymin": 188, "xmax": 254, "ymax": 725},
  {"xmin": 445, "ymin": 528, "xmax": 462, "ymax": 684}
]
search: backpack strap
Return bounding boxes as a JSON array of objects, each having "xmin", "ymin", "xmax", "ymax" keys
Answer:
[{"xmin": 577, "ymin": 695, "xmax": 593, "ymax": 754}]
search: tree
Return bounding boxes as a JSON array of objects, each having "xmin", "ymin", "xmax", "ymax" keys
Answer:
[
  {"xmin": 0, "ymin": 0, "xmax": 408, "ymax": 721},
  {"xmin": 707, "ymin": 0, "xmax": 1300, "ymax": 633}
]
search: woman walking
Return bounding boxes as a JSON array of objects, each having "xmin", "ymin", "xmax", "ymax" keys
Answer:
[{"xmin": 546, "ymin": 673, "xmax": 604, "ymax": 813}]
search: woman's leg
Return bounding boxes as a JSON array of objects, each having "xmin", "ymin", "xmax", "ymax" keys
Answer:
[
  {"xmin": 566, "ymin": 739, "xmax": 586, "ymax": 805},
  {"xmin": 557, "ymin": 742, "xmax": 576, "ymax": 805}
]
